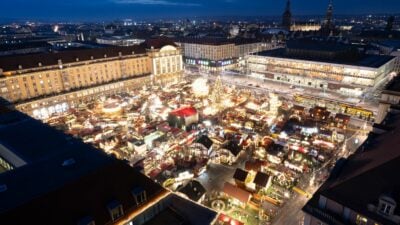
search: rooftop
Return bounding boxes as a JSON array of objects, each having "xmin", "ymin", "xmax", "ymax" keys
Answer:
[
  {"xmin": 178, "ymin": 180, "xmax": 206, "ymax": 202},
  {"xmin": 385, "ymin": 75, "xmax": 400, "ymax": 93},
  {"xmin": 0, "ymin": 99, "xmax": 164, "ymax": 224},
  {"xmin": 176, "ymin": 37, "xmax": 260, "ymax": 46},
  {"xmin": 253, "ymin": 41, "xmax": 395, "ymax": 68},
  {"xmin": 0, "ymin": 41, "xmax": 51, "ymax": 52},
  {"xmin": 0, "ymin": 45, "xmax": 147, "ymax": 72},
  {"xmin": 170, "ymin": 106, "xmax": 198, "ymax": 117},
  {"xmin": 303, "ymin": 112, "xmax": 400, "ymax": 225}
]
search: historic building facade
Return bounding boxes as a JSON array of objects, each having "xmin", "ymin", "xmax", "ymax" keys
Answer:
[{"xmin": 0, "ymin": 38, "xmax": 183, "ymax": 118}]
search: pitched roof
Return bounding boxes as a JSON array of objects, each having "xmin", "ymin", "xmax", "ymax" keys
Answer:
[
  {"xmin": 0, "ymin": 158, "xmax": 165, "ymax": 225},
  {"xmin": 0, "ymin": 98, "xmax": 164, "ymax": 225},
  {"xmin": 222, "ymin": 182, "xmax": 251, "ymax": 203},
  {"xmin": 0, "ymin": 45, "xmax": 146, "ymax": 72},
  {"xmin": 178, "ymin": 180, "xmax": 206, "ymax": 202},
  {"xmin": 233, "ymin": 168, "xmax": 248, "ymax": 182},
  {"xmin": 196, "ymin": 135, "xmax": 213, "ymax": 150},
  {"xmin": 170, "ymin": 106, "xmax": 197, "ymax": 117},
  {"xmin": 304, "ymin": 113, "xmax": 400, "ymax": 225},
  {"xmin": 253, "ymin": 172, "xmax": 270, "ymax": 187},
  {"xmin": 224, "ymin": 141, "xmax": 242, "ymax": 157}
]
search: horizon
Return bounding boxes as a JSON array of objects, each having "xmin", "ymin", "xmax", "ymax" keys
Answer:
[{"xmin": 1, "ymin": 0, "xmax": 400, "ymax": 22}]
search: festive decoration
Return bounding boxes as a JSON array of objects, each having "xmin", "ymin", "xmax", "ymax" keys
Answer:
[
  {"xmin": 192, "ymin": 78, "xmax": 209, "ymax": 97},
  {"xmin": 210, "ymin": 76, "xmax": 223, "ymax": 104},
  {"xmin": 269, "ymin": 92, "xmax": 282, "ymax": 116}
]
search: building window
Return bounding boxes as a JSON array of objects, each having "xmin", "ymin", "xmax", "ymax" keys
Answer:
[
  {"xmin": 378, "ymin": 195, "xmax": 396, "ymax": 216},
  {"xmin": 356, "ymin": 215, "xmax": 368, "ymax": 225},
  {"xmin": 131, "ymin": 187, "xmax": 147, "ymax": 206},
  {"xmin": 379, "ymin": 203, "xmax": 392, "ymax": 215},
  {"xmin": 107, "ymin": 201, "xmax": 124, "ymax": 221}
]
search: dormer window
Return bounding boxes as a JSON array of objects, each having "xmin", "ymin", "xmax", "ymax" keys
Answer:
[
  {"xmin": 378, "ymin": 194, "xmax": 396, "ymax": 216},
  {"xmin": 107, "ymin": 200, "xmax": 124, "ymax": 221},
  {"xmin": 77, "ymin": 216, "xmax": 95, "ymax": 225},
  {"xmin": 131, "ymin": 186, "xmax": 147, "ymax": 206},
  {"xmin": 380, "ymin": 203, "xmax": 392, "ymax": 215}
]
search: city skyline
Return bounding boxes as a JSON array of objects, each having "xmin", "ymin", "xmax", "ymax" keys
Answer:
[{"xmin": 2, "ymin": 0, "xmax": 400, "ymax": 21}]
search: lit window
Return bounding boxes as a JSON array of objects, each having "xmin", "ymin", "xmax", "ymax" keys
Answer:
[{"xmin": 356, "ymin": 215, "xmax": 368, "ymax": 225}]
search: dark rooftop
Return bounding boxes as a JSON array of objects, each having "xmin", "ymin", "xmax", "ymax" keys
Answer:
[
  {"xmin": 254, "ymin": 43, "xmax": 395, "ymax": 68},
  {"xmin": 0, "ymin": 160, "xmax": 165, "ymax": 225},
  {"xmin": 0, "ymin": 41, "xmax": 51, "ymax": 52},
  {"xmin": 143, "ymin": 207, "xmax": 186, "ymax": 225},
  {"xmin": 253, "ymin": 172, "xmax": 270, "ymax": 187},
  {"xmin": 0, "ymin": 98, "xmax": 217, "ymax": 225},
  {"xmin": 0, "ymin": 99, "xmax": 165, "ymax": 224},
  {"xmin": 178, "ymin": 180, "xmax": 206, "ymax": 202},
  {"xmin": 304, "ymin": 112, "xmax": 400, "ymax": 225},
  {"xmin": 176, "ymin": 37, "xmax": 260, "ymax": 46},
  {"xmin": 0, "ymin": 45, "xmax": 147, "ymax": 72},
  {"xmin": 224, "ymin": 140, "xmax": 242, "ymax": 157},
  {"xmin": 196, "ymin": 135, "xmax": 213, "ymax": 150},
  {"xmin": 233, "ymin": 168, "xmax": 248, "ymax": 182}
]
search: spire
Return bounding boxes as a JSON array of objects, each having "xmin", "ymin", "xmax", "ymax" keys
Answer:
[
  {"xmin": 321, "ymin": 0, "xmax": 334, "ymax": 35},
  {"xmin": 282, "ymin": 0, "xmax": 292, "ymax": 30},
  {"xmin": 326, "ymin": 0, "xmax": 333, "ymax": 25},
  {"xmin": 285, "ymin": 0, "xmax": 291, "ymax": 12}
]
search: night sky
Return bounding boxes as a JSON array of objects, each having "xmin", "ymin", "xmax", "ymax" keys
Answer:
[{"xmin": 2, "ymin": 0, "xmax": 400, "ymax": 21}]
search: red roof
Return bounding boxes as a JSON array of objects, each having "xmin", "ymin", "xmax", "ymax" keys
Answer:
[
  {"xmin": 218, "ymin": 214, "xmax": 244, "ymax": 225},
  {"xmin": 222, "ymin": 182, "xmax": 251, "ymax": 203},
  {"xmin": 170, "ymin": 107, "xmax": 197, "ymax": 117}
]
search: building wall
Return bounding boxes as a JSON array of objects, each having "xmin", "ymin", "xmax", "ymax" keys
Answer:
[
  {"xmin": 181, "ymin": 41, "xmax": 268, "ymax": 72},
  {"xmin": 16, "ymin": 75, "xmax": 152, "ymax": 118},
  {"xmin": 148, "ymin": 45, "xmax": 183, "ymax": 82},
  {"xmin": 0, "ymin": 45, "xmax": 184, "ymax": 118},
  {"xmin": 376, "ymin": 91, "xmax": 400, "ymax": 123},
  {"xmin": 0, "ymin": 54, "xmax": 151, "ymax": 103},
  {"xmin": 183, "ymin": 43, "xmax": 236, "ymax": 61},
  {"xmin": 246, "ymin": 54, "xmax": 395, "ymax": 97},
  {"xmin": 391, "ymin": 51, "xmax": 400, "ymax": 74},
  {"xmin": 290, "ymin": 24, "xmax": 321, "ymax": 32}
]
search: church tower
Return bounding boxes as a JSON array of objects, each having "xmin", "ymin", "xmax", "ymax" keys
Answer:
[
  {"xmin": 323, "ymin": 0, "xmax": 334, "ymax": 31},
  {"xmin": 320, "ymin": 0, "xmax": 335, "ymax": 35},
  {"xmin": 282, "ymin": 0, "xmax": 292, "ymax": 31}
]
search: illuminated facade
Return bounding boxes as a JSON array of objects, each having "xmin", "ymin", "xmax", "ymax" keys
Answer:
[
  {"xmin": 247, "ymin": 47, "xmax": 396, "ymax": 97},
  {"xmin": 177, "ymin": 38, "xmax": 270, "ymax": 72},
  {"xmin": 147, "ymin": 45, "xmax": 183, "ymax": 83},
  {"xmin": 290, "ymin": 23, "xmax": 321, "ymax": 32},
  {"xmin": 0, "ymin": 38, "xmax": 183, "ymax": 118}
]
